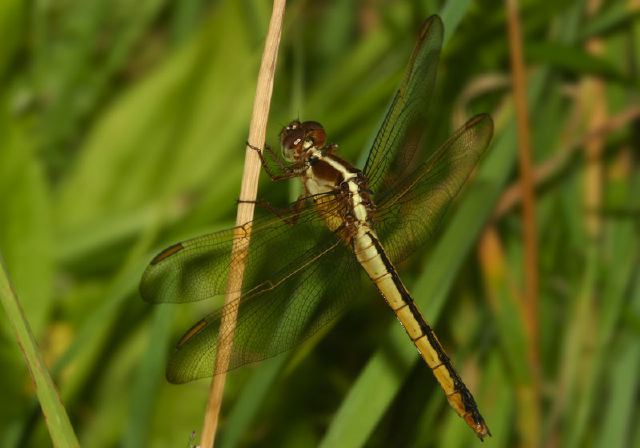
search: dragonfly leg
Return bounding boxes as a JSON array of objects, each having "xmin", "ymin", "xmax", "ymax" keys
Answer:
[
  {"xmin": 236, "ymin": 197, "xmax": 304, "ymax": 226},
  {"xmin": 247, "ymin": 141, "xmax": 303, "ymax": 181},
  {"xmin": 285, "ymin": 195, "xmax": 311, "ymax": 225}
]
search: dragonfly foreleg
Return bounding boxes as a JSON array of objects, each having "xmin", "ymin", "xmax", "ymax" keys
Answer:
[
  {"xmin": 236, "ymin": 197, "xmax": 306, "ymax": 226},
  {"xmin": 247, "ymin": 141, "xmax": 304, "ymax": 181}
]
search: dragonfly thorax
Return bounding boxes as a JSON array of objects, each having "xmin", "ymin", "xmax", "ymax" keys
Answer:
[{"xmin": 279, "ymin": 120, "xmax": 375, "ymax": 235}]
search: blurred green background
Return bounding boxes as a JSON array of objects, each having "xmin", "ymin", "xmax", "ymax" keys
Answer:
[{"xmin": 1, "ymin": 0, "xmax": 639, "ymax": 447}]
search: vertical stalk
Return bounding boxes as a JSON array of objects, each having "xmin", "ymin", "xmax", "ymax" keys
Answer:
[
  {"xmin": 505, "ymin": 0, "xmax": 541, "ymax": 445},
  {"xmin": 199, "ymin": 1, "xmax": 286, "ymax": 446}
]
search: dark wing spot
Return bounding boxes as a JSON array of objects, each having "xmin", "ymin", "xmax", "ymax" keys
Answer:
[
  {"xmin": 176, "ymin": 318, "xmax": 208, "ymax": 348},
  {"xmin": 151, "ymin": 242, "xmax": 185, "ymax": 265}
]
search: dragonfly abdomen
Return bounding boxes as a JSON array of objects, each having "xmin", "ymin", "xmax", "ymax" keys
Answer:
[{"xmin": 353, "ymin": 229, "xmax": 490, "ymax": 440}]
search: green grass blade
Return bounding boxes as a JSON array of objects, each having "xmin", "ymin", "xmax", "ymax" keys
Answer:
[
  {"xmin": 218, "ymin": 355, "xmax": 288, "ymax": 448},
  {"xmin": 526, "ymin": 42, "xmax": 628, "ymax": 82},
  {"xmin": 564, "ymin": 164, "xmax": 640, "ymax": 448},
  {"xmin": 595, "ymin": 301, "xmax": 640, "ymax": 448},
  {"xmin": 0, "ymin": 0, "xmax": 24, "ymax": 78},
  {"xmin": 0, "ymin": 261, "xmax": 79, "ymax": 447},
  {"xmin": 122, "ymin": 306, "xmax": 173, "ymax": 448},
  {"xmin": 440, "ymin": 0, "xmax": 473, "ymax": 45}
]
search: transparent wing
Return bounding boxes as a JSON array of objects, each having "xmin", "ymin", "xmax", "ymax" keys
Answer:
[
  {"xmin": 363, "ymin": 15, "xmax": 443, "ymax": 195},
  {"xmin": 165, "ymin": 241, "xmax": 360, "ymax": 383},
  {"xmin": 140, "ymin": 195, "xmax": 343, "ymax": 304},
  {"xmin": 375, "ymin": 114, "xmax": 494, "ymax": 264}
]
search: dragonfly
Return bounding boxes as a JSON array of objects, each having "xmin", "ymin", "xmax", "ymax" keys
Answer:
[{"xmin": 140, "ymin": 15, "xmax": 493, "ymax": 440}]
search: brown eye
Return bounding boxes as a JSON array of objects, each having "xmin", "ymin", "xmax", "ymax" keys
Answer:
[
  {"xmin": 281, "ymin": 128, "xmax": 305, "ymax": 150},
  {"xmin": 300, "ymin": 122, "xmax": 327, "ymax": 148}
]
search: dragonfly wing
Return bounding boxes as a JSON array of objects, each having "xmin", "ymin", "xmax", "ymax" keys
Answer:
[
  {"xmin": 166, "ymin": 241, "xmax": 359, "ymax": 383},
  {"xmin": 375, "ymin": 114, "xmax": 494, "ymax": 264},
  {"xmin": 363, "ymin": 15, "xmax": 443, "ymax": 195},
  {"xmin": 140, "ymin": 197, "xmax": 343, "ymax": 304}
]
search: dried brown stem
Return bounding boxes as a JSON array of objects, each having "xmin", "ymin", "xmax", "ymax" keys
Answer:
[
  {"xmin": 505, "ymin": 0, "xmax": 541, "ymax": 445},
  {"xmin": 199, "ymin": 1, "xmax": 286, "ymax": 447}
]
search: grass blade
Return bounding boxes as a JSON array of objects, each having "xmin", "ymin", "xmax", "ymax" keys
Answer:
[{"xmin": 0, "ymin": 261, "xmax": 79, "ymax": 447}]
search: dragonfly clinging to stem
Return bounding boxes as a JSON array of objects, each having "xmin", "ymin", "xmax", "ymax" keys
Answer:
[{"xmin": 140, "ymin": 15, "xmax": 493, "ymax": 440}]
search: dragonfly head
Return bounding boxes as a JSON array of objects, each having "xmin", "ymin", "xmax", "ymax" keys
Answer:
[{"xmin": 280, "ymin": 120, "xmax": 327, "ymax": 163}]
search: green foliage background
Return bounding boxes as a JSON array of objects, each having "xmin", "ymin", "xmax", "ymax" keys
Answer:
[{"xmin": 0, "ymin": 0, "xmax": 638, "ymax": 447}]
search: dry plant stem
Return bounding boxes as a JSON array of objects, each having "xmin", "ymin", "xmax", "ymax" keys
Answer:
[
  {"xmin": 199, "ymin": 1, "xmax": 286, "ymax": 446},
  {"xmin": 505, "ymin": 0, "xmax": 541, "ymax": 445}
]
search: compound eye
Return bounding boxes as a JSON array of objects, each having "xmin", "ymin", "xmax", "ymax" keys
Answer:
[
  {"xmin": 280, "ymin": 128, "xmax": 305, "ymax": 162},
  {"xmin": 306, "ymin": 130, "xmax": 326, "ymax": 148},
  {"xmin": 281, "ymin": 128, "xmax": 304, "ymax": 150},
  {"xmin": 300, "ymin": 121, "xmax": 326, "ymax": 148}
]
